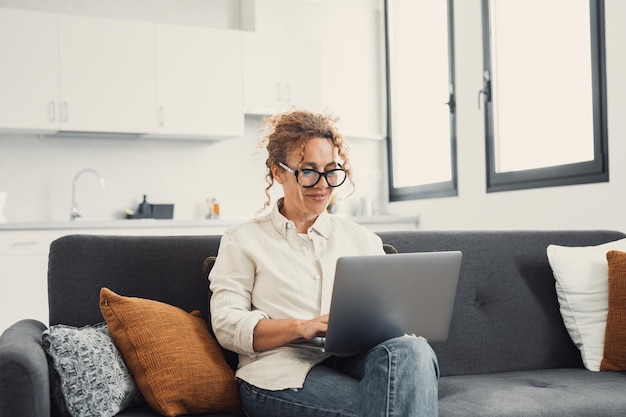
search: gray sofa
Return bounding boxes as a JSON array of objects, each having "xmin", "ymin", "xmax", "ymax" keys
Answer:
[{"xmin": 1, "ymin": 230, "xmax": 626, "ymax": 417}]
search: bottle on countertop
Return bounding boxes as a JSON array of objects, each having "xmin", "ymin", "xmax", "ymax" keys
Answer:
[
  {"xmin": 205, "ymin": 198, "xmax": 220, "ymax": 219},
  {"xmin": 139, "ymin": 195, "xmax": 151, "ymax": 217}
]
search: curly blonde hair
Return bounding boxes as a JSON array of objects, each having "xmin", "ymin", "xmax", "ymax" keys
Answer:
[{"xmin": 258, "ymin": 109, "xmax": 353, "ymax": 212}]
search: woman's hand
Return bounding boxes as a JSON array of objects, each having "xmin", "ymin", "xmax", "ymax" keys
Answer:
[
  {"xmin": 300, "ymin": 314, "xmax": 329, "ymax": 340},
  {"xmin": 252, "ymin": 314, "xmax": 329, "ymax": 352}
]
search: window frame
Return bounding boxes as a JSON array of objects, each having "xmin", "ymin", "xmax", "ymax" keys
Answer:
[
  {"xmin": 481, "ymin": 0, "xmax": 609, "ymax": 193},
  {"xmin": 384, "ymin": 0, "xmax": 458, "ymax": 202}
]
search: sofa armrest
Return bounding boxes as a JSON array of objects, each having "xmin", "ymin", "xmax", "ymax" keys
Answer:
[{"xmin": 0, "ymin": 319, "xmax": 50, "ymax": 417}]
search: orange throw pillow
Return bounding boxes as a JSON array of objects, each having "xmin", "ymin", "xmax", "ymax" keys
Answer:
[
  {"xmin": 99, "ymin": 287, "xmax": 241, "ymax": 416},
  {"xmin": 600, "ymin": 251, "xmax": 626, "ymax": 371}
]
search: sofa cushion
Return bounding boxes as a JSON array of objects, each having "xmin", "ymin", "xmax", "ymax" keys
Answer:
[
  {"xmin": 439, "ymin": 368, "xmax": 626, "ymax": 417},
  {"xmin": 99, "ymin": 287, "xmax": 241, "ymax": 417},
  {"xmin": 42, "ymin": 323, "xmax": 143, "ymax": 417},
  {"xmin": 600, "ymin": 250, "xmax": 626, "ymax": 371},
  {"xmin": 547, "ymin": 238, "xmax": 626, "ymax": 371}
]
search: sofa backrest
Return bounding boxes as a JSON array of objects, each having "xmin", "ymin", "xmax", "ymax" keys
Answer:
[
  {"xmin": 48, "ymin": 234, "xmax": 243, "ymax": 368},
  {"xmin": 48, "ymin": 230, "xmax": 626, "ymax": 377},
  {"xmin": 48, "ymin": 234, "xmax": 221, "ymax": 328},
  {"xmin": 376, "ymin": 230, "xmax": 626, "ymax": 377}
]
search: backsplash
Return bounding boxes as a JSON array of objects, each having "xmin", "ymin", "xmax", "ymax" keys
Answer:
[{"xmin": 0, "ymin": 115, "xmax": 385, "ymax": 223}]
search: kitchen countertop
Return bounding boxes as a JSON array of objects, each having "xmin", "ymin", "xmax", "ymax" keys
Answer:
[
  {"xmin": 0, "ymin": 218, "xmax": 240, "ymax": 231},
  {"xmin": 0, "ymin": 215, "xmax": 420, "ymax": 231}
]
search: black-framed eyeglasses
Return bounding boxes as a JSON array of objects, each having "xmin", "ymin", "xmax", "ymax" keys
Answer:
[{"xmin": 278, "ymin": 162, "xmax": 347, "ymax": 188}]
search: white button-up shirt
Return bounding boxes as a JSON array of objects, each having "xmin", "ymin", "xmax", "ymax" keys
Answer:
[{"xmin": 209, "ymin": 201, "xmax": 385, "ymax": 390}]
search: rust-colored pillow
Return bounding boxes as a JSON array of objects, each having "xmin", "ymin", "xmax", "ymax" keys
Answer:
[
  {"xmin": 99, "ymin": 287, "xmax": 241, "ymax": 417},
  {"xmin": 600, "ymin": 251, "xmax": 626, "ymax": 371}
]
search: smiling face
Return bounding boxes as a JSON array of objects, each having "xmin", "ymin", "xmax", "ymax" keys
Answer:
[{"xmin": 272, "ymin": 137, "xmax": 339, "ymax": 231}]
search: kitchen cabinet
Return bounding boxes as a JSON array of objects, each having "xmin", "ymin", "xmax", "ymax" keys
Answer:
[
  {"xmin": 282, "ymin": 37, "xmax": 324, "ymax": 113},
  {"xmin": 0, "ymin": 231, "xmax": 58, "ymax": 335},
  {"xmin": 242, "ymin": 32, "xmax": 323, "ymax": 114},
  {"xmin": 0, "ymin": 9, "xmax": 154, "ymax": 135},
  {"xmin": 244, "ymin": 0, "xmax": 384, "ymax": 139},
  {"xmin": 320, "ymin": 6, "xmax": 385, "ymax": 139},
  {"xmin": 0, "ymin": 9, "xmax": 59, "ymax": 132},
  {"xmin": 58, "ymin": 15, "xmax": 156, "ymax": 134},
  {"xmin": 0, "ymin": 9, "xmax": 243, "ymax": 139},
  {"xmin": 150, "ymin": 24, "xmax": 244, "ymax": 139}
]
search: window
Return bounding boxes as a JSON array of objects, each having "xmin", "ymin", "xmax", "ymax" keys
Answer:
[
  {"xmin": 385, "ymin": 0, "xmax": 457, "ymax": 201},
  {"xmin": 482, "ymin": 0, "xmax": 608, "ymax": 192}
]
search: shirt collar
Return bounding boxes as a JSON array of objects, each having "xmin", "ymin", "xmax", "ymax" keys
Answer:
[{"xmin": 270, "ymin": 198, "xmax": 331, "ymax": 239}]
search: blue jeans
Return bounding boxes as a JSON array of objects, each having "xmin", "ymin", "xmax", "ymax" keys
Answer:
[{"xmin": 239, "ymin": 335, "xmax": 439, "ymax": 417}]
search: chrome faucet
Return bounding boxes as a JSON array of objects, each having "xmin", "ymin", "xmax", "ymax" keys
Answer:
[{"xmin": 70, "ymin": 169, "xmax": 105, "ymax": 220}]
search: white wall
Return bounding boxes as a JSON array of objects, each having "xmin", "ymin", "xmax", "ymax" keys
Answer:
[
  {"xmin": 386, "ymin": 0, "xmax": 626, "ymax": 232},
  {"xmin": 0, "ymin": 118, "xmax": 385, "ymax": 222},
  {"xmin": 0, "ymin": 118, "xmax": 262, "ymax": 221},
  {"xmin": 1, "ymin": 0, "xmax": 624, "ymax": 232}
]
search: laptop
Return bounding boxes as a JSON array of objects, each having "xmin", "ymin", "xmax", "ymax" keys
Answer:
[{"xmin": 287, "ymin": 251, "xmax": 462, "ymax": 355}]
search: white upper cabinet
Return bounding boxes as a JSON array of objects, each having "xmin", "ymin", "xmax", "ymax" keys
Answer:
[
  {"xmin": 282, "ymin": 37, "xmax": 323, "ymax": 114},
  {"xmin": 243, "ymin": 0, "xmax": 384, "ymax": 138},
  {"xmin": 318, "ymin": 6, "xmax": 385, "ymax": 139},
  {"xmin": 242, "ymin": 32, "xmax": 323, "ymax": 115},
  {"xmin": 0, "ymin": 9, "xmax": 59, "ymax": 132},
  {"xmin": 0, "ymin": 9, "xmax": 244, "ymax": 139},
  {"xmin": 241, "ymin": 33, "xmax": 283, "ymax": 114},
  {"xmin": 58, "ymin": 15, "xmax": 156, "ymax": 134},
  {"xmin": 151, "ymin": 24, "xmax": 243, "ymax": 138},
  {"xmin": 0, "ymin": 2, "xmax": 383, "ymax": 140}
]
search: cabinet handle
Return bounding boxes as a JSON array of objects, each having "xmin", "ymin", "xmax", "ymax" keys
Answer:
[
  {"xmin": 61, "ymin": 102, "xmax": 69, "ymax": 123},
  {"xmin": 285, "ymin": 83, "xmax": 291, "ymax": 102},
  {"xmin": 158, "ymin": 107, "xmax": 165, "ymax": 126},
  {"xmin": 12, "ymin": 241, "xmax": 38, "ymax": 247},
  {"xmin": 276, "ymin": 82, "xmax": 282, "ymax": 101},
  {"xmin": 48, "ymin": 101, "xmax": 56, "ymax": 122}
]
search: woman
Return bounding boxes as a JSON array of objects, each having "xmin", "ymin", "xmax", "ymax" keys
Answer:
[{"xmin": 209, "ymin": 110, "xmax": 439, "ymax": 417}]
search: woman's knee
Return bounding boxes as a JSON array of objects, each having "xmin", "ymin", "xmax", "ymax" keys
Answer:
[{"xmin": 384, "ymin": 335, "xmax": 439, "ymax": 377}]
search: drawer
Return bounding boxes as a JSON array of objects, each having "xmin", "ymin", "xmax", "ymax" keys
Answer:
[{"xmin": 0, "ymin": 231, "xmax": 64, "ymax": 255}]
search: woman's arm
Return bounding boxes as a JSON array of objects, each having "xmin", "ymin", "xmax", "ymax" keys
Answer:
[{"xmin": 252, "ymin": 314, "xmax": 328, "ymax": 352}]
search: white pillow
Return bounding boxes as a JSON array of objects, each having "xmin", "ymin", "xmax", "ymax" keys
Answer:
[{"xmin": 547, "ymin": 238, "xmax": 626, "ymax": 371}]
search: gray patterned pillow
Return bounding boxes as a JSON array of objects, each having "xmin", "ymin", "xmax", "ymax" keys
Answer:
[{"xmin": 42, "ymin": 323, "xmax": 143, "ymax": 417}]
